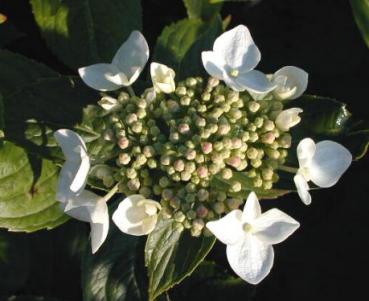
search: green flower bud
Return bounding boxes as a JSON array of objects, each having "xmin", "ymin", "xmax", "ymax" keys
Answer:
[
  {"xmin": 118, "ymin": 153, "xmax": 131, "ymax": 165},
  {"xmin": 197, "ymin": 188, "xmax": 209, "ymax": 201},
  {"xmin": 241, "ymin": 131, "xmax": 250, "ymax": 142},
  {"xmin": 147, "ymin": 158, "xmax": 157, "ymax": 169},
  {"xmin": 169, "ymin": 197, "xmax": 181, "ymax": 209},
  {"xmin": 186, "ymin": 210, "xmax": 197, "ymax": 220},
  {"xmin": 126, "ymin": 168, "xmax": 137, "ymax": 179},
  {"xmin": 172, "ymin": 173, "xmax": 181, "ymax": 182},
  {"xmin": 103, "ymin": 129, "xmax": 115, "ymax": 141},
  {"xmin": 153, "ymin": 184, "xmax": 162, "ymax": 195},
  {"xmin": 185, "ymin": 162, "xmax": 196, "ymax": 173},
  {"xmin": 247, "ymin": 147, "xmax": 258, "ymax": 160},
  {"xmin": 263, "ymin": 120, "xmax": 275, "ymax": 131},
  {"xmin": 230, "ymin": 181, "xmax": 242, "ymax": 193},
  {"xmin": 209, "ymin": 163, "xmax": 222, "ymax": 175},
  {"xmin": 159, "ymin": 177, "xmax": 170, "ymax": 188},
  {"xmin": 139, "ymin": 187, "xmax": 151, "ymax": 198},
  {"xmin": 217, "ymin": 123, "xmax": 231, "ymax": 135},
  {"xmin": 126, "ymin": 113, "xmax": 138, "ymax": 125},
  {"xmin": 191, "ymin": 175, "xmax": 200, "ymax": 185},
  {"xmin": 196, "ymin": 205, "xmax": 209, "ymax": 218},
  {"xmin": 214, "ymin": 95, "xmax": 225, "ymax": 104},
  {"xmin": 132, "ymin": 146, "xmax": 141, "ymax": 154},
  {"xmin": 214, "ymin": 141, "xmax": 224, "ymax": 152},
  {"xmin": 183, "ymin": 219, "xmax": 192, "ymax": 229},
  {"xmin": 118, "ymin": 92, "xmax": 130, "ymax": 102},
  {"xmin": 249, "ymin": 132, "xmax": 259, "ymax": 142},
  {"xmin": 192, "ymin": 218, "xmax": 205, "ymax": 231},
  {"xmin": 266, "ymin": 148, "xmax": 280, "ymax": 159},
  {"xmin": 186, "ymin": 77, "xmax": 197, "ymax": 87},
  {"xmin": 227, "ymin": 198, "xmax": 242, "ymax": 210},
  {"xmin": 254, "ymin": 117, "xmax": 264, "ymax": 128},
  {"xmin": 213, "ymin": 202, "xmax": 226, "ymax": 214},
  {"xmin": 160, "ymin": 155, "xmax": 171, "ymax": 166},
  {"xmin": 251, "ymin": 159, "xmax": 262, "ymax": 168},
  {"xmin": 253, "ymin": 177, "xmax": 263, "ymax": 188},
  {"xmin": 263, "ymin": 181, "xmax": 273, "ymax": 190},
  {"xmin": 220, "ymin": 103, "xmax": 231, "ymax": 113},
  {"xmin": 247, "ymin": 123, "xmax": 257, "ymax": 132},
  {"xmin": 261, "ymin": 132, "xmax": 276, "ymax": 144},
  {"xmin": 180, "ymin": 171, "xmax": 192, "ymax": 181},
  {"xmin": 187, "ymin": 89, "xmax": 195, "ymax": 98},
  {"xmin": 195, "ymin": 154, "xmax": 205, "ymax": 164},
  {"xmin": 208, "ymin": 77, "xmax": 219, "ymax": 88},
  {"xmin": 227, "ymin": 91, "xmax": 239, "ymax": 103},
  {"xmin": 217, "ymin": 191, "xmax": 227, "ymax": 202},
  {"xmin": 262, "ymin": 167, "xmax": 274, "ymax": 181},
  {"xmin": 248, "ymin": 101, "xmax": 260, "ymax": 112},
  {"xmin": 127, "ymin": 178, "xmax": 140, "ymax": 191},
  {"xmin": 174, "ymin": 211, "xmax": 186, "ymax": 223},
  {"xmin": 201, "ymin": 92, "xmax": 211, "ymax": 102},
  {"xmin": 150, "ymin": 126, "xmax": 160, "ymax": 136},
  {"xmin": 278, "ymin": 133, "xmax": 292, "ymax": 148},
  {"xmin": 237, "ymin": 160, "xmax": 248, "ymax": 171}
]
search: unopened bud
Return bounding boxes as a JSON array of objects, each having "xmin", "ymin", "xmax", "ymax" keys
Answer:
[
  {"xmin": 197, "ymin": 189, "xmax": 209, "ymax": 201},
  {"xmin": 196, "ymin": 205, "xmax": 209, "ymax": 218},
  {"xmin": 202, "ymin": 142, "xmax": 213, "ymax": 154},
  {"xmin": 127, "ymin": 178, "xmax": 140, "ymax": 191},
  {"xmin": 248, "ymin": 101, "xmax": 260, "ymax": 112},
  {"xmin": 261, "ymin": 132, "xmax": 276, "ymax": 144},
  {"xmin": 197, "ymin": 166, "xmax": 208, "ymax": 178},
  {"xmin": 213, "ymin": 202, "xmax": 226, "ymax": 214},
  {"xmin": 230, "ymin": 181, "xmax": 242, "ymax": 193},
  {"xmin": 174, "ymin": 211, "xmax": 186, "ymax": 223},
  {"xmin": 246, "ymin": 147, "xmax": 258, "ymax": 160},
  {"xmin": 119, "ymin": 153, "xmax": 131, "ymax": 165},
  {"xmin": 178, "ymin": 123, "xmax": 190, "ymax": 134}
]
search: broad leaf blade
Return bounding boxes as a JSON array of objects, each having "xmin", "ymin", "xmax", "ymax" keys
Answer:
[
  {"xmin": 0, "ymin": 141, "xmax": 68, "ymax": 232},
  {"xmin": 82, "ymin": 226, "xmax": 147, "ymax": 301},
  {"xmin": 145, "ymin": 217, "xmax": 216, "ymax": 301},
  {"xmin": 350, "ymin": 0, "xmax": 369, "ymax": 48},
  {"xmin": 31, "ymin": 0, "xmax": 142, "ymax": 69},
  {"xmin": 183, "ymin": 0, "xmax": 223, "ymax": 20},
  {"xmin": 153, "ymin": 17, "xmax": 223, "ymax": 80}
]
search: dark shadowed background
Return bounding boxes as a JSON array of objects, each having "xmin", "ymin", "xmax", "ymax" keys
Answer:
[{"xmin": 0, "ymin": 0, "xmax": 368, "ymax": 300}]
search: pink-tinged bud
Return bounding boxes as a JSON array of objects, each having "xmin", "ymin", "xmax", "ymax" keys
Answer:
[
  {"xmin": 226, "ymin": 156, "xmax": 242, "ymax": 168},
  {"xmin": 196, "ymin": 205, "xmax": 209, "ymax": 218},
  {"xmin": 261, "ymin": 132, "xmax": 276, "ymax": 144},
  {"xmin": 186, "ymin": 149, "xmax": 196, "ymax": 160},
  {"xmin": 174, "ymin": 159, "xmax": 185, "ymax": 172},
  {"xmin": 201, "ymin": 142, "xmax": 213, "ymax": 154},
  {"xmin": 197, "ymin": 166, "xmax": 208, "ymax": 178},
  {"xmin": 231, "ymin": 138, "xmax": 242, "ymax": 149},
  {"xmin": 118, "ymin": 137, "xmax": 129, "ymax": 149},
  {"xmin": 178, "ymin": 123, "xmax": 190, "ymax": 134}
]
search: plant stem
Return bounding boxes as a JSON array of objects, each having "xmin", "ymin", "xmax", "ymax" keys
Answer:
[
  {"xmin": 102, "ymin": 183, "xmax": 120, "ymax": 203},
  {"xmin": 127, "ymin": 86, "xmax": 136, "ymax": 97},
  {"xmin": 278, "ymin": 165, "xmax": 299, "ymax": 173}
]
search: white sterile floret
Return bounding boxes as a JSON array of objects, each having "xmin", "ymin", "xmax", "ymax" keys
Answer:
[
  {"xmin": 78, "ymin": 31, "xmax": 149, "ymax": 91},
  {"xmin": 54, "ymin": 129, "xmax": 109, "ymax": 253},
  {"xmin": 98, "ymin": 96, "xmax": 121, "ymax": 111},
  {"xmin": 275, "ymin": 108, "xmax": 303, "ymax": 131},
  {"xmin": 270, "ymin": 66, "xmax": 308, "ymax": 100},
  {"xmin": 206, "ymin": 192, "xmax": 299, "ymax": 284},
  {"xmin": 201, "ymin": 25, "xmax": 276, "ymax": 94},
  {"xmin": 294, "ymin": 138, "xmax": 352, "ymax": 205},
  {"xmin": 113, "ymin": 194, "xmax": 161, "ymax": 236},
  {"xmin": 150, "ymin": 62, "xmax": 176, "ymax": 94}
]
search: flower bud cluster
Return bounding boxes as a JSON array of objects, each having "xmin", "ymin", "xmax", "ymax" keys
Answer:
[{"xmin": 88, "ymin": 77, "xmax": 294, "ymax": 237}]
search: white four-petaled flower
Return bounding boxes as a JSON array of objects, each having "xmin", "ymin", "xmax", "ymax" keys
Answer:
[
  {"xmin": 54, "ymin": 129, "xmax": 109, "ymax": 253},
  {"xmin": 78, "ymin": 31, "xmax": 149, "ymax": 91},
  {"xmin": 150, "ymin": 62, "xmax": 176, "ymax": 94},
  {"xmin": 294, "ymin": 138, "xmax": 352, "ymax": 205},
  {"xmin": 275, "ymin": 108, "xmax": 303, "ymax": 131},
  {"xmin": 113, "ymin": 194, "xmax": 161, "ymax": 236},
  {"xmin": 206, "ymin": 192, "xmax": 299, "ymax": 284},
  {"xmin": 269, "ymin": 66, "xmax": 308, "ymax": 100},
  {"xmin": 202, "ymin": 25, "xmax": 276, "ymax": 94}
]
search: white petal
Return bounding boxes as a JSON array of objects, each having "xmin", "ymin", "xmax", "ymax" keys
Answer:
[
  {"xmin": 236, "ymin": 70, "xmax": 276, "ymax": 94},
  {"xmin": 275, "ymin": 108, "xmax": 303, "ymax": 132},
  {"xmin": 54, "ymin": 130, "xmax": 90, "ymax": 197},
  {"xmin": 226, "ymin": 235, "xmax": 274, "ymax": 285},
  {"xmin": 112, "ymin": 195, "xmax": 160, "ymax": 236},
  {"xmin": 294, "ymin": 174, "xmax": 312, "ymax": 205},
  {"xmin": 98, "ymin": 96, "xmax": 121, "ymax": 111},
  {"xmin": 90, "ymin": 210, "xmax": 109, "ymax": 254},
  {"xmin": 242, "ymin": 192, "xmax": 261, "ymax": 222},
  {"xmin": 213, "ymin": 25, "xmax": 261, "ymax": 71},
  {"xmin": 274, "ymin": 66, "xmax": 308, "ymax": 100},
  {"xmin": 201, "ymin": 51, "xmax": 226, "ymax": 80},
  {"xmin": 150, "ymin": 62, "xmax": 176, "ymax": 94},
  {"xmin": 309, "ymin": 141, "xmax": 352, "ymax": 188},
  {"xmin": 54, "ymin": 129, "xmax": 87, "ymax": 161},
  {"xmin": 112, "ymin": 31, "xmax": 149, "ymax": 85},
  {"xmin": 297, "ymin": 138, "xmax": 316, "ymax": 168},
  {"xmin": 252, "ymin": 209, "xmax": 300, "ymax": 245},
  {"xmin": 206, "ymin": 210, "xmax": 244, "ymax": 245},
  {"xmin": 61, "ymin": 190, "xmax": 101, "ymax": 222},
  {"xmin": 78, "ymin": 63, "xmax": 122, "ymax": 91}
]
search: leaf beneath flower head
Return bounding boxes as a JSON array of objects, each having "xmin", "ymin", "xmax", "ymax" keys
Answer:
[
  {"xmin": 30, "ymin": 0, "xmax": 143, "ymax": 69},
  {"xmin": 153, "ymin": 17, "xmax": 223, "ymax": 80},
  {"xmin": 81, "ymin": 221, "xmax": 147, "ymax": 301},
  {"xmin": 183, "ymin": 0, "xmax": 223, "ymax": 20},
  {"xmin": 350, "ymin": 0, "xmax": 369, "ymax": 49},
  {"xmin": 145, "ymin": 216, "xmax": 216, "ymax": 301},
  {"xmin": 0, "ymin": 141, "xmax": 68, "ymax": 232}
]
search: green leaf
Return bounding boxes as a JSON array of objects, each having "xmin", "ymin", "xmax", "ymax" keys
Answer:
[
  {"xmin": 30, "ymin": 0, "xmax": 143, "ymax": 69},
  {"xmin": 183, "ymin": 0, "xmax": 223, "ymax": 20},
  {"xmin": 82, "ymin": 226, "xmax": 147, "ymax": 301},
  {"xmin": 350, "ymin": 0, "xmax": 369, "ymax": 48},
  {"xmin": 0, "ymin": 50, "xmax": 97, "ymax": 159},
  {"xmin": 145, "ymin": 216, "xmax": 216, "ymax": 301},
  {"xmin": 0, "ymin": 93, "xmax": 4, "ymax": 143},
  {"xmin": 290, "ymin": 95, "xmax": 369, "ymax": 160},
  {"xmin": 0, "ymin": 141, "xmax": 68, "ymax": 232},
  {"xmin": 153, "ymin": 17, "xmax": 223, "ymax": 80},
  {"xmin": 0, "ymin": 231, "xmax": 30, "ymax": 293}
]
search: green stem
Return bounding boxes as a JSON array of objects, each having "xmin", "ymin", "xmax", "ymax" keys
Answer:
[
  {"xmin": 127, "ymin": 86, "xmax": 136, "ymax": 97},
  {"xmin": 278, "ymin": 165, "xmax": 299, "ymax": 173},
  {"xmin": 102, "ymin": 183, "xmax": 120, "ymax": 203}
]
